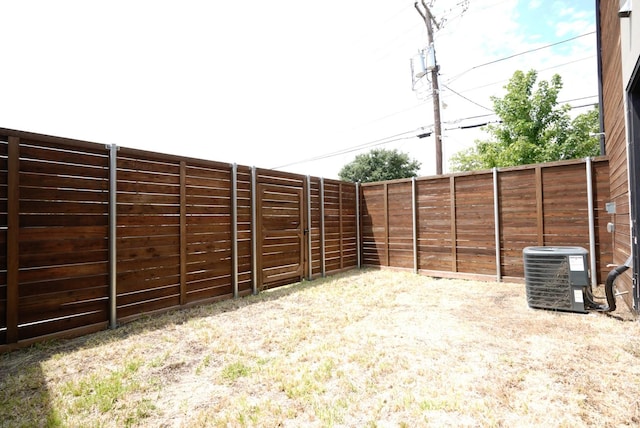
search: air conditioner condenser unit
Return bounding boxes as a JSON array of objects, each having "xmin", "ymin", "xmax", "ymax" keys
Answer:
[
  {"xmin": 523, "ymin": 246, "xmax": 631, "ymax": 314},
  {"xmin": 523, "ymin": 246, "xmax": 590, "ymax": 313}
]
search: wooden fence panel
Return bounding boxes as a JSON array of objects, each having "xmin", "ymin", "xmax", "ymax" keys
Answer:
[
  {"xmin": 0, "ymin": 127, "xmax": 616, "ymax": 351},
  {"xmin": 339, "ymin": 181, "xmax": 358, "ymax": 270},
  {"xmin": 184, "ymin": 161, "xmax": 233, "ymax": 303},
  {"xmin": 363, "ymin": 158, "xmax": 611, "ymax": 283},
  {"xmin": 541, "ymin": 163, "xmax": 591, "ymax": 248},
  {"xmin": 498, "ymin": 168, "xmax": 539, "ymax": 278},
  {"xmin": 322, "ymin": 180, "xmax": 358, "ymax": 273},
  {"xmin": 324, "ymin": 180, "xmax": 342, "ymax": 272},
  {"xmin": 361, "ymin": 184, "xmax": 387, "ymax": 266},
  {"xmin": 236, "ymin": 165, "xmax": 254, "ymax": 295},
  {"xmin": 454, "ymin": 174, "xmax": 496, "ymax": 275},
  {"xmin": 0, "ymin": 138, "xmax": 8, "ymax": 344},
  {"xmin": 309, "ymin": 177, "xmax": 322, "ymax": 276},
  {"xmin": 116, "ymin": 150, "xmax": 181, "ymax": 320},
  {"xmin": 0, "ymin": 128, "xmax": 368, "ymax": 351},
  {"xmin": 256, "ymin": 169, "xmax": 305, "ymax": 289},
  {"xmin": 16, "ymin": 139, "xmax": 110, "ymax": 340},
  {"xmin": 387, "ymin": 181, "xmax": 414, "ymax": 269},
  {"xmin": 416, "ymin": 176, "xmax": 453, "ymax": 272}
]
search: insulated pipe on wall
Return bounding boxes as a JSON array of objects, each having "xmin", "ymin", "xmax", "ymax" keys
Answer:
[
  {"xmin": 251, "ymin": 166, "xmax": 258, "ymax": 295},
  {"xmin": 586, "ymin": 157, "xmax": 598, "ymax": 288},
  {"xmin": 231, "ymin": 163, "xmax": 238, "ymax": 298},
  {"xmin": 108, "ymin": 144, "xmax": 118, "ymax": 329},
  {"xmin": 493, "ymin": 168, "xmax": 502, "ymax": 282},
  {"xmin": 603, "ymin": 256, "xmax": 633, "ymax": 312}
]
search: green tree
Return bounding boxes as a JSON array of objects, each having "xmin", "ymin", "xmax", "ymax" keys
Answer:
[
  {"xmin": 450, "ymin": 70, "xmax": 600, "ymax": 172},
  {"xmin": 338, "ymin": 148, "xmax": 421, "ymax": 183}
]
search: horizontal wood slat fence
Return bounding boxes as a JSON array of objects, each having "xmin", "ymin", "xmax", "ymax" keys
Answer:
[
  {"xmin": 361, "ymin": 157, "xmax": 612, "ymax": 284},
  {"xmin": 0, "ymin": 129, "xmax": 358, "ymax": 352},
  {"xmin": 0, "ymin": 128, "xmax": 612, "ymax": 352}
]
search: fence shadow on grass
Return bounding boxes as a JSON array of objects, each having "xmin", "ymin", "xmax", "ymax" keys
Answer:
[
  {"xmin": 0, "ymin": 268, "xmax": 365, "ymax": 425},
  {"xmin": 0, "ymin": 346, "xmax": 61, "ymax": 426}
]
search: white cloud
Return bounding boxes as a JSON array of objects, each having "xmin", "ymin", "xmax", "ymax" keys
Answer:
[{"xmin": 529, "ymin": 0, "xmax": 542, "ymax": 10}]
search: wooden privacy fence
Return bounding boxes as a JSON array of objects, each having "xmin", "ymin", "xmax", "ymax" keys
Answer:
[
  {"xmin": 0, "ymin": 129, "xmax": 358, "ymax": 351},
  {"xmin": 360, "ymin": 157, "xmax": 612, "ymax": 284},
  {"xmin": 0, "ymin": 127, "xmax": 614, "ymax": 352}
]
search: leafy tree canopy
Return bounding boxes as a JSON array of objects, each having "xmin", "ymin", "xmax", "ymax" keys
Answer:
[
  {"xmin": 338, "ymin": 148, "xmax": 421, "ymax": 183},
  {"xmin": 450, "ymin": 70, "xmax": 601, "ymax": 172}
]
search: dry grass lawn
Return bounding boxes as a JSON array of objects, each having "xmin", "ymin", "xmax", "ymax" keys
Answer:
[{"xmin": 2, "ymin": 269, "xmax": 640, "ymax": 427}]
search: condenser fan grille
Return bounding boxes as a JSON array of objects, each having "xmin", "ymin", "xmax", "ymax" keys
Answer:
[
  {"xmin": 523, "ymin": 246, "xmax": 589, "ymax": 313},
  {"xmin": 524, "ymin": 254, "xmax": 572, "ymax": 310}
]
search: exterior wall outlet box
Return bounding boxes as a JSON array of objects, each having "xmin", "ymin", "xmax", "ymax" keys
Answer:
[{"xmin": 606, "ymin": 202, "xmax": 616, "ymax": 214}]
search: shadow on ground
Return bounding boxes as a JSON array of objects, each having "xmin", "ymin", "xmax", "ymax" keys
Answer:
[{"xmin": 0, "ymin": 269, "xmax": 365, "ymax": 425}]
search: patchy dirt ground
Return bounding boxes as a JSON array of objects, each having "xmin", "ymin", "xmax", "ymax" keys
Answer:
[{"xmin": 2, "ymin": 269, "xmax": 640, "ymax": 427}]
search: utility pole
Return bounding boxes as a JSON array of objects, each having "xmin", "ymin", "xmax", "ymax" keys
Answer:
[{"xmin": 415, "ymin": 1, "xmax": 443, "ymax": 175}]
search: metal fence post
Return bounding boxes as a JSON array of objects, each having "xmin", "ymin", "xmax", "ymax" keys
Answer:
[
  {"xmin": 412, "ymin": 177, "xmax": 418, "ymax": 274},
  {"xmin": 586, "ymin": 157, "xmax": 597, "ymax": 287},
  {"xmin": 306, "ymin": 175, "xmax": 313, "ymax": 280},
  {"xmin": 251, "ymin": 166, "xmax": 258, "ymax": 295},
  {"xmin": 232, "ymin": 163, "xmax": 239, "ymax": 298},
  {"xmin": 320, "ymin": 177, "xmax": 326, "ymax": 277},
  {"xmin": 493, "ymin": 167, "xmax": 502, "ymax": 282},
  {"xmin": 356, "ymin": 182, "xmax": 361, "ymax": 269},
  {"xmin": 108, "ymin": 144, "xmax": 118, "ymax": 329}
]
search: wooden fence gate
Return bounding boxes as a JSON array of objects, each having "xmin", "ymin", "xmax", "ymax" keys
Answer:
[{"xmin": 257, "ymin": 183, "xmax": 304, "ymax": 289}]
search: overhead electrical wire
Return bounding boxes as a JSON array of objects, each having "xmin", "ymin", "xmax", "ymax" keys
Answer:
[
  {"xmin": 445, "ymin": 55, "xmax": 596, "ymax": 94},
  {"xmin": 274, "ymin": 93, "xmax": 599, "ymax": 170},
  {"xmin": 271, "ymin": 129, "xmax": 421, "ymax": 170},
  {"xmin": 382, "ymin": 50, "xmax": 597, "ymax": 130},
  {"xmin": 446, "ymin": 31, "xmax": 596, "ymax": 84},
  {"xmin": 441, "ymin": 83, "xmax": 494, "ymax": 112},
  {"xmin": 273, "ymin": 27, "xmax": 599, "ymax": 171}
]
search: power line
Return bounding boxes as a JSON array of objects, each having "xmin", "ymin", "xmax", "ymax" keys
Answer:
[
  {"xmin": 365, "ymin": 53, "xmax": 595, "ymax": 135},
  {"xmin": 274, "ymin": 28, "xmax": 599, "ymax": 172},
  {"xmin": 273, "ymin": 93, "xmax": 599, "ymax": 171},
  {"xmin": 447, "ymin": 31, "xmax": 596, "ymax": 83},
  {"xmin": 442, "ymin": 98, "xmax": 598, "ymax": 132},
  {"xmin": 441, "ymin": 83, "xmax": 494, "ymax": 112},
  {"xmin": 271, "ymin": 129, "xmax": 421, "ymax": 170},
  {"xmin": 445, "ymin": 55, "xmax": 595, "ymax": 95}
]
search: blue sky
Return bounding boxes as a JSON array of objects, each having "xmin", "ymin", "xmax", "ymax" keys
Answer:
[
  {"xmin": 516, "ymin": 0, "xmax": 594, "ymax": 42},
  {"xmin": 1, "ymin": 1, "xmax": 598, "ymax": 178}
]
